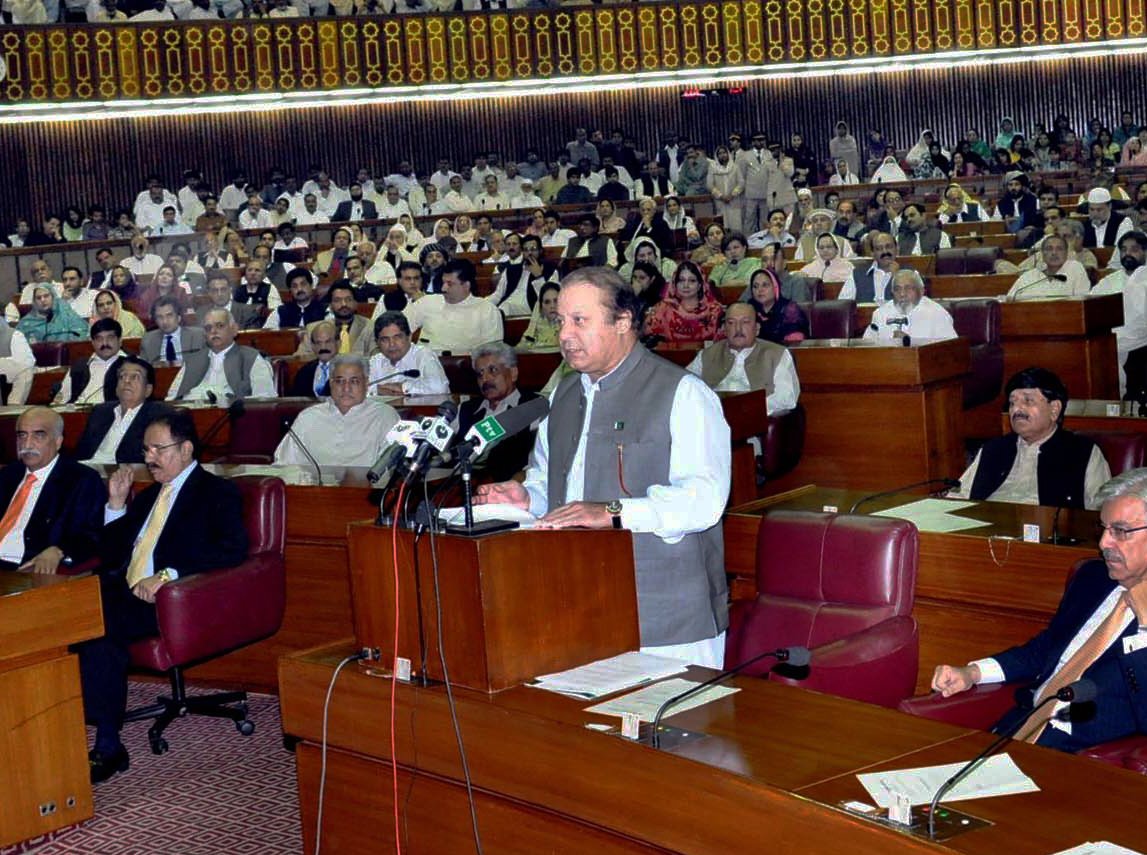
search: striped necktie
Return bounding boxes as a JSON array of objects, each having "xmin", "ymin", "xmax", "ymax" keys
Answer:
[{"xmin": 0, "ymin": 472, "xmax": 38, "ymax": 543}]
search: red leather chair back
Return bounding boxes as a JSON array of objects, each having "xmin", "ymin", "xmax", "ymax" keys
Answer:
[
  {"xmin": 224, "ymin": 400, "xmax": 314, "ymax": 464},
  {"xmin": 797, "ymin": 299, "xmax": 855, "ymax": 339},
  {"xmin": 937, "ymin": 298, "xmax": 1004, "ymax": 409},
  {"xmin": 934, "ymin": 248, "xmax": 966, "ymax": 275},
  {"xmin": 236, "ymin": 475, "xmax": 287, "ymax": 557},
  {"xmin": 941, "ymin": 299, "xmax": 1000, "ymax": 347},
  {"xmin": 31, "ymin": 341, "xmax": 69, "ymax": 367},
  {"xmin": 965, "ymin": 246, "xmax": 1003, "ymax": 274},
  {"xmin": 749, "ymin": 511, "xmax": 918, "ymax": 649},
  {"xmin": 1077, "ymin": 431, "xmax": 1147, "ymax": 476},
  {"xmin": 759, "ymin": 405, "xmax": 806, "ymax": 479}
]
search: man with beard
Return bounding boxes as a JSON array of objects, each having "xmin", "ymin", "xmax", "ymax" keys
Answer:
[
  {"xmin": 863, "ymin": 269, "xmax": 956, "ymax": 342},
  {"xmin": 455, "ymin": 342, "xmax": 541, "ymax": 481},
  {"xmin": 896, "ymin": 202, "xmax": 952, "ymax": 256},
  {"xmin": 54, "ymin": 318, "xmax": 127, "ymax": 405},
  {"xmin": 1093, "ymin": 231, "xmax": 1147, "ymax": 399},
  {"xmin": 832, "ymin": 199, "xmax": 868, "ymax": 249},
  {"xmin": 1082, "ymin": 187, "xmax": 1133, "ymax": 249},
  {"xmin": 949, "ymin": 367, "xmax": 1110, "ymax": 509},
  {"xmin": 997, "ymin": 171, "xmax": 1040, "ymax": 232},
  {"xmin": 930, "ymin": 466, "xmax": 1147, "ymax": 753}
]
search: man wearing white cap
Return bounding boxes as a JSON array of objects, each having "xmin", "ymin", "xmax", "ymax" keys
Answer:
[
  {"xmin": 510, "ymin": 179, "xmax": 543, "ymax": 210},
  {"xmin": 1083, "ymin": 187, "xmax": 1132, "ymax": 248}
]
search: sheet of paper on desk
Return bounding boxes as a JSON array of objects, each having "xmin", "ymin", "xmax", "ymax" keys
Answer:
[
  {"xmin": 1051, "ymin": 844, "xmax": 1145, "ymax": 855},
  {"xmin": 528, "ymin": 652, "xmax": 687, "ymax": 700},
  {"xmin": 872, "ymin": 499, "xmax": 991, "ymax": 533},
  {"xmin": 856, "ymin": 753, "xmax": 1038, "ymax": 807},
  {"xmin": 585, "ymin": 678, "xmax": 740, "ymax": 722},
  {"xmin": 437, "ymin": 503, "xmax": 538, "ymax": 528}
]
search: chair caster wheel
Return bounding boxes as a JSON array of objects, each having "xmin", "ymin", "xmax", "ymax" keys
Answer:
[
  {"xmin": 237, "ymin": 719, "xmax": 255, "ymax": 736},
  {"xmin": 149, "ymin": 736, "xmax": 169, "ymax": 755}
]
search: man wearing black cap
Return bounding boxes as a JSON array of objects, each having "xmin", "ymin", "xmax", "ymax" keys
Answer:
[{"xmin": 949, "ymin": 367, "xmax": 1111, "ymax": 509}]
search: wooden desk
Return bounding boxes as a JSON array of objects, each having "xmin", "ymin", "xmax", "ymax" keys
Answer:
[
  {"xmin": 927, "ymin": 273, "xmax": 1014, "ymax": 299},
  {"xmin": 770, "ymin": 338, "xmax": 969, "ymax": 492},
  {"xmin": 0, "ymin": 573, "xmax": 104, "ymax": 848},
  {"xmin": 724, "ymin": 487, "xmax": 1098, "ymax": 694},
  {"xmin": 234, "ymin": 328, "xmax": 302, "ymax": 356},
  {"xmin": 280, "ymin": 641, "xmax": 1147, "ymax": 854}
]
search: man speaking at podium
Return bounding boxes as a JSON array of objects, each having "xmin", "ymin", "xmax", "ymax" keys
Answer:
[{"xmin": 476, "ymin": 267, "xmax": 732, "ymax": 668}]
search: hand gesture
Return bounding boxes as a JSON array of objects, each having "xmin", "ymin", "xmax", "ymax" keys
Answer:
[
  {"xmin": 474, "ymin": 480, "xmax": 530, "ymax": 510},
  {"xmin": 931, "ymin": 664, "xmax": 980, "ymax": 697},
  {"xmin": 108, "ymin": 465, "xmax": 134, "ymax": 510}
]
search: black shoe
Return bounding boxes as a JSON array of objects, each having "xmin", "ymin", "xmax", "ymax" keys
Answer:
[{"xmin": 89, "ymin": 746, "xmax": 129, "ymax": 784}]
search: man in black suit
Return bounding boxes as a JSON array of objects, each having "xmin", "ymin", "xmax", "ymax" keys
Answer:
[
  {"xmin": 289, "ymin": 321, "xmax": 338, "ymax": 398},
  {"xmin": 79, "ymin": 409, "xmax": 248, "ymax": 783},
  {"xmin": 456, "ymin": 341, "xmax": 540, "ymax": 481},
  {"xmin": 332, "ymin": 183, "xmax": 379, "ymax": 223},
  {"xmin": 0, "ymin": 406, "xmax": 105, "ymax": 573},
  {"xmin": 74, "ymin": 356, "xmax": 168, "ymax": 464}
]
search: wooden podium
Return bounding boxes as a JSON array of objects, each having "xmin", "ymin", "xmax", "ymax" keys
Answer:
[{"xmin": 347, "ymin": 523, "xmax": 639, "ymax": 693}]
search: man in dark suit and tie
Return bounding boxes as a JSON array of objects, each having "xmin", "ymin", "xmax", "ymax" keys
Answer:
[
  {"xmin": 74, "ymin": 356, "xmax": 169, "ymax": 463},
  {"xmin": 140, "ymin": 296, "xmax": 208, "ymax": 365},
  {"xmin": 79, "ymin": 409, "xmax": 248, "ymax": 783},
  {"xmin": 455, "ymin": 341, "xmax": 540, "ymax": 481},
  {"xmin": 289, "ymin": 321, "xmax": 338, "ymax": 398},
  {"xmin": 332, "ymin": 183, "xmax": 379, "ymax": 223},
  {"xmin": 932, "ymin": 467, "xmax": 1147, "ymax": 752},
  {"xmin": 0, "ymin": 406, "xmax": 105, "ymax": 573}
]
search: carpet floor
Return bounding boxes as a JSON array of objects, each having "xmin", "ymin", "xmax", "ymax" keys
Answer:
[{"xmin": 5, "ymin": 681, "xmax": 303, "ymax": 855}]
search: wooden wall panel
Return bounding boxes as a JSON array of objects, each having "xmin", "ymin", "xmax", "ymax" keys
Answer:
[{"xmin": 0, "ymin": 50, "xmax": 1146, "ymax": 231}]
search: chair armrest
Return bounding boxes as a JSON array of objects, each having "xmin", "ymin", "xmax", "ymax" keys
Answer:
[
  {"xmin": 1123, "ymin": 744, "xmax": 1147, "ymax": 774},
  {"xmin": 55, "ymin": 556, "xmax": 101, "ymax": 577},
  {"xmin": 768, "ymin": 615, "xmax": 919, "ymax": 708},
  {"xmin": 897, "ymin": 682, "xmax": 1019, "ymax": 731},
  {"xmin": 154, "ymin": 553, "xmax": 285, "ymax": 667},
  {"xmin": 1077, "ymin": 735, "xmax": 1147, "ymax": 769}
]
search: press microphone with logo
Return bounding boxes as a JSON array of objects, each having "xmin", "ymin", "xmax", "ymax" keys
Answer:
[
  {"xmin": 455, "ymin": 396, "xmax": 550, "ymax": 462},
  {"xmin": 848, "ymin": 478, "xmax": 962, "ymax": 514},
  {"xmin": 401, "ymin": 399, "xmax": 458, "ymax": 488},
  {"xmin": 926, "ymin": 677, "xmax": 1096, "ymax": 838},
  {"xmin": 1007, "ymin": 271, "xmax": 1067, "ymax": 303},
  {"xmin": 366, "ymin": 419, "xmax": 422, "ymax": 485},
  {"xmin": 650, "ymin": 646, "xmax": 811, "ymax": 749}
]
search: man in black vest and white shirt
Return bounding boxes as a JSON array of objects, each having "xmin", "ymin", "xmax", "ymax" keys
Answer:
[
  {"xmin": 1083, "ymin": 187, "xmax": 1133, "ymax": 249},
  {"xmin": 839, "ymin": 231, "xmax": 900, "ymax": 302},
  {"xmin": 476, "ymin": 267, "xmax": 732, "ymax": 667},
  {"xmin": 949, "ymin": 367, "xmax": 1110, "ymax": 509}
]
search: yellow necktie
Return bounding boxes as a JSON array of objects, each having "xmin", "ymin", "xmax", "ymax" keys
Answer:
[
  {"xmin": 0, "ymin": 472, "xmax": 37, "ymax": 543},
  {"xmin": 338, "ymin": 324, "xmax": 351, "ymax": 354},
  {"xmin": 125, "ymin": 483, "xmax": 174, "ymax": 589}
]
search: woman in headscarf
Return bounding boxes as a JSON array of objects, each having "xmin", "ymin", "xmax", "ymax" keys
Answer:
[
  {"xmin": 595, "ymin": 198, "xmax": 626, "ymax": 235},
  {"xmin": 91, "ymin": 288, "xmax": 146, "ymax": 339},
  {"xmin": 419, "ymin": 242, "xmax": 452, "ymax": 294},
  {"xmin": 994, "ymin": 116, "xmax": 1020, "ymax": 150},
  {"xmin": 828, "ymin": 159, "xmax": 859, "ymax": 185},
  {"xmin": 618, "ymin": 236, "xmax": 676, "ymax": 282},
  {"xmin": 746, "ymin": 268, "xmax": 809, "ymax": 344},
  {"xmin": 430, "ymin": 218, "xmax": 458, "ymax": 253},
  {"xmin": 629, "ymin": 261, "xmax": 667, "ymax": 314},
  {"xmin": 663, "ymin": 196, "xmax": 699, "ymax": 244},
  {"xmin": 785, "ymin": 132, "xmax": 818, "ymax": 188},
  {"xmin": 1122, "ymin": 135, "xmax": 1147, "ymax": 167},
  {"xmin": 397, "ymin": 214, "xmax": 426, "ymax": 255},
  {"xmin": 452, "ymin": 214, "xmax": 477, "ymax": 250},
  {"xmin": 690, "ymin": 222, "xmax": 726, "ymax": 266},
  {"xmin": 797, "ymin": 233, "xmax": 853, "ymax": 284},
  {"xmin": 645, "ymin": 261, "xmax": 724, "ymax": 345},
  {"xmin": 107, "ymin": 264, "xmax": 138, "ymax": 302},
  {"xmin": 871, "ymin": 155, "xmax": 908, "ymax": 183},
  {"xmin": 905, "ymin": 129, "xmax": 937, "ymax": 168},
  {"xmin": 17, "ymin": 285, "xmax": 89, "ymax": 342},
  {"xmin": 517, "ymin": 281, "xmax": 561, "ymax": 351},
  {"xmin": 828, "ymin": 121, "xmax": 861, "ymax": 178}
]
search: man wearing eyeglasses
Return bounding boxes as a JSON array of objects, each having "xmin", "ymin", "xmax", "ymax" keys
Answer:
[
  {"xmin": 929, "ymin": 466, "xmax": 1147, "ymax": 752},
  {"xmin": 948, "ymin": 367, "xmax": 1111, "ymax": 510},
  {"xmin": 79, "ymin": 409, "xmax": 248, "ymax": 784}
]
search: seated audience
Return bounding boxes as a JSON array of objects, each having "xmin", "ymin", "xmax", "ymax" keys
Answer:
[
  {"xmin": 403, "ymin": 258, "xmax": 504, "ymax": 355},
  {"xmin": 708, "ymin": 232, "xmax": 761, "ymax": 289},
  {"xmin": 140, "ymin": 296, "xmax": 207, "ymax": 365},
  {"xmin": 232, "ymin": 260, "xmax": 282, "ymax": 310},
  {"xmin": 289, "ymin": 321, "xmax": 338, "ymax": 398},
  {"xmin": 563, "ymin": 214, "xmax": 618, "ymax": 267},
  {"xmin": 646, "ymin": 261, "xmax": 724, "ymax": 345},
  {"xmin": 1093, "ymin": 231, "xmax": 1147, "ymax": 399},
  {"xmin": 60, "ymin": 266, "xmax": 96, "ymax": 319},
  {"xmin": 798, "ymin": 232, "xmax": 855, "ymax": 283},
  {"xmin": 19, "ymin": 258, "xmax": 62, "ymax": 304},
  {"xmin": 0, "ymin": 319, "xmax": 35, "ymax": 405},
  {"xmin": 367, "ymin": 311, "xmax": 450, "ymax": 397},
  {"xmin": 629, "ymin": 261, "xmax": 668, "ymax": 313},
  {"xmin": 1084, "ymin": 187, "xmax": 1133, "ymax": 248},
  {"xmin": 17, "ymin": 285, "xmax": 89, "ymax": 342},
  {"xmin": 930, "ymin": 466, "xmax": 1147, "ymax": 753},
  {"xmin": 204, "ymin": 271, "xmax": 261, "ymax": 330},
  {"xmin": 264, "ymin": 268, "xmax": 328, "ymax": 330},
  {"xmin": 79, "ymin": 409, "xmax": 248, "ymax": 783},
  {"xmin": 74, "ymin": 357, "xmax": 167, "ymax": 464},
  {"xmin": 315, "ymin": 228, "xmax": 352, "ymax": 278},
  {"xmin": 897, "ymin": 202, "xmax": 953, "ymax": 255},
  {"xmin": 456, "ymin": 342, "xmax": 541, "ymax": 481},
  {"xmin": 54, "ymin": 319, "xmax": 126, "ymax": 405},
  {"xmin": 690, "ymin": 222, "xmax": 727, "ymax": 266},
  {"xmin": 420, "ymin": 242, "xmax": 451, "ymax": 294},
  {"xmin": 166, "ymin": 309, "xmax": 277, "ymax": 401},
  {"xmin": 839, "ymin": 231, "xmax": 900, "ymax": 302},
  {"xmin": 274, "ymin": 355, "xmax": 399, "ymax": 468},
  {"xmin": 297, "ymin": 283, "xmax": 373, "ymax": 358},
  {"xmin": 518, "ymin": 282, "xmax": 561, "ymax": 350},
  {"xmin": 488, "ymin": 234, "xmax": 559, "ymax": 318},
  {"xmin": 949, "ymin": 367, "xmax": 1111, "ymax": 509},
  {"xmin": 746, "ymin": 268, "xmax": 809, "ymax": 344},
  {"xmin": 375, "ymin": 261, "xmax": 428, "ymax": 316},
  {"xmin": 686, "ymin": 302, "xmax": 800, "ymax": 415},
  {"xmin": 135, "ymin": 264, "xmax": 192, "ymax": 320},
  {"xmin": 863, "ymin": 269, "xmax": 957, "ymax": 342},
  {"xmin": 1006, "ymin": 235, "xmax": 1091, "ymax": 300},
  {"xmin": 120, "ymin": 235, "xmax": 165, "ymax": 279}
]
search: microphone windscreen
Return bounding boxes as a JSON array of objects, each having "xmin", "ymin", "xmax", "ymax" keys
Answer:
[
  {"xmin": 783, "ymin": 646, "xmax": 812, "ymax": 667},
  {"xmin": 1062, "ymin": 678, "xmax": 1098, "ymax": 704},
  {"xmin": 437, "ymin": 398, "xmax": 459, "ymax": 421},
  {"xmin": 404, "ymin": 369, "xmax": 421, "ymax": 378}
]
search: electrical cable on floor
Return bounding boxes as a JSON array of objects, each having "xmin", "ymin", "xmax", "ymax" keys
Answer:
[{"xmin": 314, "ymin": 650, "xmax": 369, "ymax": 855}]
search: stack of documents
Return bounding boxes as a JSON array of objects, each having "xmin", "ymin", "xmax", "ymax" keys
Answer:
[
  {"xmin": 872, "ymin": 498, "xmax": 991, "ymax": 533},
  {"xmin": 1052, "ymin": 845, "xmax": 1144, "ymax": 855},
  {"xmin": 528, "ymin": 652, "xmax": 686, "ymax": 700},
  {"xmin": 585, "ymin": 678, "xmax": 740, "ymax": 722},
  {"xmin": 856, "ymin": 754, "xmax": 1038, "ymax": 807},
  {"xmin": 437, "ymin": 503, "xmax": 538, "ymax": 528}
]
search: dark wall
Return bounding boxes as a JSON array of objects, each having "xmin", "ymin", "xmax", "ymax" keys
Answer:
[{"xmin": 3, "ymin": 50, "xmax": 1146, "ymax": 229}]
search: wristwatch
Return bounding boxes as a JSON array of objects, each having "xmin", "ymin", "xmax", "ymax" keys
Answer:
[{"xmin": 605, "ymin": 500, "xmax": 623, "ymax": 530}]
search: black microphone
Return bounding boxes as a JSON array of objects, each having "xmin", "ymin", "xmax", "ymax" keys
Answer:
[
  {"xmin": 401, "ymin": 399, "xmax": 459, "ymax": 489},
  {"xmin": 651, "ymin": 646, "xmax": 811, "ymax": 749},
  {"xmin": 199, "ymin": 398, "xmax": 245, "ymax": 450},
  {"xmin": 926, "ymin": 678, "xmax": 1096, "ymax": 838},
  {"xmin": 1008, "ymin": 271, "xmax": 1068, "ymax": 302},
  {"xmin": 848, "ymin": 478, "xmax": 962, "ymax": 514},
  {"xmin": 1045, "ymin": 504, "xmax": 1082, "ymax": 545},
  {"xmin": 371, "ymin": 368, "xmax": 421, "ymax": 389},
  {"xmin": 366, "ymin": 441, "xmax": 407, "ymax": 486},
  {"xmin": 279, "ymin": 415, "xmax": 323, "ymax": 484}
]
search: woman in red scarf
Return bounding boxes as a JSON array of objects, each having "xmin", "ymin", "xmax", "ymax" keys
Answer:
[{"xmin": 646, "ymin": 260, "xmax": 724, "ymax": 344}]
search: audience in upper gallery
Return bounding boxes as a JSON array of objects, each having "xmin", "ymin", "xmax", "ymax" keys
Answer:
[
  {"xmin": 166, "ymin": 308, "xmax": 276, "ymax": 401},
  {"xmin": 367, "ymin": 311, "xmax": 450, "ymax": 397},
  {"xmin": 863, "ymin": 269, "xmax": 957, "ymax": 343},
  {"xmin": 73, "ymin": 358, "xmax": 169, "ymax": 464}
]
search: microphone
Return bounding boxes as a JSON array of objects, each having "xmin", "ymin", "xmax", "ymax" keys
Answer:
[
  {"xmin": 848, "ymin": 478, "xmax": 961, "ymax": 514},
  {"xmin": 456, "ymin": 396, "xmax": 549, "ymax": 461},
  {"xmin": 372, "ymin": 368, "xmax": 420, "ymax": 386},
  {"xmin": 200, "ymin": 398, "xmax": 245, "ymax": 450},
  {"xmin": 365, "ymin": 442, "xmax": 408, "ymax": 487},
  {"xmin": 1045, "ymin": 504, "xmax": 1082, "ymax": 545},
  {"xmin": 651, "ymin": 646, "xmax": 810, "ymax": 749},
  {"xmin": 1007, "ymin": 271, "xmax": 1068, "ymax": 302},
  {"xmin": 926, "ymin": 678, "xmax": 1096, "ymax": 838},
  {"xmin": 205, "ymin": 389, "xmax": 218, "ymax": 406},
  {"xmin": 366, "ymin": 417, "xmax": 423, "ymax": 485},
  {"xmin": 280, "ymin": 414, "xmax": 323, "ymax": 484},
  {"xmin": 400, "ymin": 399, "xmax": 459, "ymax": 488}
]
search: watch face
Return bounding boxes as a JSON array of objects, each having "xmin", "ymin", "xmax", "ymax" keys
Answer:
[{"xmin": 606, "ymin": 500, "xmax": 622, "ymax": 515}]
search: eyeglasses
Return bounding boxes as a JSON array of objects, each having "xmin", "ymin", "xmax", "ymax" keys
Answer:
[
  {"xmin": 1095, "ymin": 522, "xmax": 1147, "ymax": 542},
  {"xmin": 142, "ymin": 441, "xmax": 182, "ymax": 456}
]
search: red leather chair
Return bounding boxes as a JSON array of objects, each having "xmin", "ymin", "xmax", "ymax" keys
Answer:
[
  {"xmin": 759, "ymin": 405, "xmax": 806, "ymax": 481},
  {"xmin": 218, "ymin": 399, "xmax": 313, "ymax": 464},
  {"xmin": 1076, "ymin": 430, "xmax": 1147, "ymax": 476},
  {"xmin": 897, "ymin": 559, "xmax": 1147, "ymax": 771},
  {"xmin": 796, "ymin": 299, "xmax": 856, "ymax": 339},
  {"xmin": 937, "ymin": 298, "xmax": 1004, "ymax": 409},
  {"xmin": 123, "ymin": 476, "xmax": 287, "ymax": 754},
  {"xmin": 725, "ymin": 510, "xmax": 920, "ymax": 708},
  {"xmin": 965, "ymin": 246, "xmax": 1003, "ymax": 274},
  {"xmin": 934, "ymin": 248, "xmax": 967, "ymax": 276},
  {"xmin": 31, "ymin": 341, "xmax": 69, "ymax": 367}
]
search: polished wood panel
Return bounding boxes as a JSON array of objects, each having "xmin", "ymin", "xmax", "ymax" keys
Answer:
[
  {"xmin": 0, "ymin": 573, "xmax": 103, "ymax": 848},
  {"xmin": 348, "ymin": 524, "xmax": 639, "ymax": 692}
]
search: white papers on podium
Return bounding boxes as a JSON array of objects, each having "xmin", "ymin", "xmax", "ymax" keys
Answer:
[
  {"xmin": 437, "ymin": 503, "xmax": 538, "ymax": 529},
  {"xmin": 1052, "ymin": 844, "xmax": 1145, "ymax": 855},
  {"xmin": 872, "ymin": 498, "xmax": 992, "ymax": 533},
  {"xmin": 528, "ymin": 652, "xmax": 687, "ymax": 700},
  {"xmin": 856, "ymin": 753, "xmax": 1038, "ymax": 808},
  {"xmin": 585, "ymin": 677, "xmax": 740, "ymax": 722}
]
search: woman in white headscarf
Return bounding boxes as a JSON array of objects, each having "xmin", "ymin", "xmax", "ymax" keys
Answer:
[{"xmin": 871, "ymin": 155, "xmax": 909, "ymax": 183}]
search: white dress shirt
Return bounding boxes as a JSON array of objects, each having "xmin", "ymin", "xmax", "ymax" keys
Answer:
[
  {"xmin": 103, "ymin": 461, "xmax": 198, "ymax": 580},
  {"xmin": 63, "ymin": 289, "xmax": 97, "ymax": 320},
  {"xmin": 294, "ymin": 209, "xmax": 331, "ymax": 226},
  {"xmin": 541, "ymin": 229, "xmax": 577, "ymax": 249},
  {"xmin": 376, "ymin": 199, "xmax": 411, "ymax": 220},
  {"xmin": 121, "ymin": 254, "xmax": 165, "ymax": 279},
  {"xmin": 166, "ymin": 344, "xmax": 277, "ymax": 401},
  {"xmin": 367, "ymin": 344, "xmax": 450, "ymax": 396},
  {"xmin": 838, "ymin": 263, "xmax": 894, "ymax": 303},
  {"xmin": 87, "ymin": 402, "xmax": 146, "ymax": 464},
  {"xmin": 0, "ymin": 455, "xmax": 60, "ymax": 564},
  {"xmin": 54, "ymin": 350, "xmax": 127, "ymax": 405},
  {"xmin": 863, "ymin": 296, "xmax": 958, "ymax": 342},
  {"xmin": 403, "ymin": 294, "xmax": 504, "ymax": 355},
  {"xmin": 273, "ymin": 399, "xmax": 399, "ymax": 468},
  {"xmin": 0, "ymin": 330, "xmax": 34, "ymax": 404},
  {"xmin": 237, "ymin": 209, "xmax": 274, "ymax": 230},
  {"xmin": 1006, "ymin": 260, "xmax": 1091, "ymax": 300},
  {"xmin": 1091, "ymin": 267, "xmax": 1147, "ymax": 395},
  {"xmin": 685, "ymin": 343, "xmax": 800, "ymax": 415}
]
